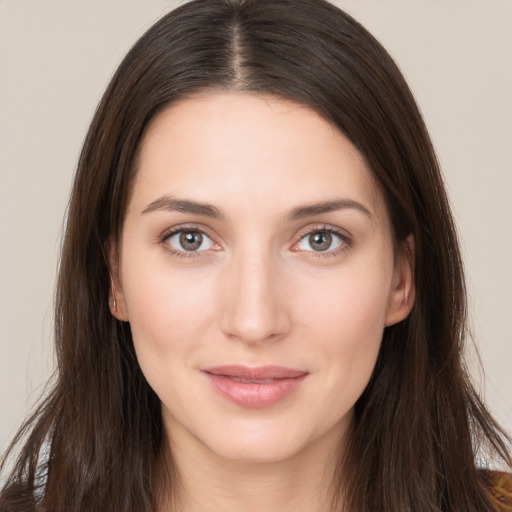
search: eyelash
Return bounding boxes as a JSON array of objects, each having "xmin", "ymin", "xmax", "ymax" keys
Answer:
[
  {"xmin": 159, "ymin": 226, "xmax": 215, "ymax": 260},
  {"xmin": 294, "ymin": 225, "xmax": 352, "ymax": 258},
  {"xmin": 159, "ymin": 224, "xmax": 352, "ymax": 260}
]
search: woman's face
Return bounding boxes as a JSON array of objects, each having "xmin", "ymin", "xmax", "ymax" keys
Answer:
[{"xmin": 112, "ymin": 93, "xmax": 414, "ymax": 464}]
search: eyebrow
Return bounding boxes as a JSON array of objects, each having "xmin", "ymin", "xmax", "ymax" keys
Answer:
[
  {"xmin": 142, "ymin": 196, "xmax": 223, "ymax": 219},
  {"xmin": 285, "ymin": 199, "xmax": 372, "ymax": 221},
  {"xmin": 141, "ymin": 196, "xmax": 372, "ymax": 221}
]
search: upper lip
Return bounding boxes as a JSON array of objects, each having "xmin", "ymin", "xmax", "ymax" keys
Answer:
[{"xmin": 202, "ymin": 365, "xmax": 308, "ymax": 380}]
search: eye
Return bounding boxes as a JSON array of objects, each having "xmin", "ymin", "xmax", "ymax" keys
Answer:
[
  {"xmin": 165, "ymin": 229, "xmax": 215, "ymax": 253},
  {"xmin": 296, "ymin": 229, "xmax": 345, "ymax": 253}
]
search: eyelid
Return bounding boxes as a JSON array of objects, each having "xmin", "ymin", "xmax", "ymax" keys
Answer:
[
  {"xmin": 159, "ymin": 224, "xmax": 221, "ymax": 258},
  {"xmin": 291, "ymin": 224, "xmax": 353, "ymax": 257},
  {"xmin": 158, "ymin": 223, "xmax": 352, "ymax": 260}
]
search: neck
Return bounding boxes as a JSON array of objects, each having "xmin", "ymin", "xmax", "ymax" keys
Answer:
[{"xmin": 158, "ymin": 421, "xmax": 347, "ymax": 512}]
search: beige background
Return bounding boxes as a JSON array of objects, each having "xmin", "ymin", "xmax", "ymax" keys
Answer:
[{"xmin": 1, "ymin": 1, "xmax": 511, "ymax": 456}]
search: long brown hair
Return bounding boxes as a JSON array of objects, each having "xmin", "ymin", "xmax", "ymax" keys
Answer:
[{"xmin": 1, "ymin": 1, "xmax": 510, "ymax": 511}]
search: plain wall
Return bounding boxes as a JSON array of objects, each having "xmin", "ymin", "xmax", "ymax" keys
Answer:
[{"xmin": 1, "ymin": 0, "xmax": 511, "ymax": 457}]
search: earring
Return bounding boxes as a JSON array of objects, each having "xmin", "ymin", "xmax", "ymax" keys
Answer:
[{"xmin": 110, "ymin": 275, "xmax": 118, "ymax": 313}]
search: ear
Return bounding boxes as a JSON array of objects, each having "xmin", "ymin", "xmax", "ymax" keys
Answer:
[
  {"xmin": 107, "ymin": 238, "xmax": 129, "ymax": 322},
  {"xmin": 385, "ymin": 234, "xmax": 415, "ymax": 326}
]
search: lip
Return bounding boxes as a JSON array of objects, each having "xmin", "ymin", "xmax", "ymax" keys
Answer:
[{"xmin": 202, "ymin": 365, "xmax": 309, "ymax": 408}]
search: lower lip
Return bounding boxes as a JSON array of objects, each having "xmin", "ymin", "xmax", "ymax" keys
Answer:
[{"xmin": 204, "ymin": 373, "xmax": 307, "ymax": 408}]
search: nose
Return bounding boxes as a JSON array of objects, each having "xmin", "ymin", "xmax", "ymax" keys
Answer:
[{"xmin": 219, "ymin": 249, "xmax": 291, "ymax": 345}]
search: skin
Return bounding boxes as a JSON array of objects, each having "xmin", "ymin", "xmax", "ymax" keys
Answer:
[{"xmin": 110, "ymin": 92, "xmax": 415, "ymax": 511}]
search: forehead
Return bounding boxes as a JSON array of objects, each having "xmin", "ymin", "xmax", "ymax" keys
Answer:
[{"xmin": 131, "ymin": 92, "xmax": 385, "ymax": 223}]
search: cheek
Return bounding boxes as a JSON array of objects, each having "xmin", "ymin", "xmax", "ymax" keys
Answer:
[
  {"xmin": 120, "ymin": 250, "xmax": 218, "ymax": 374},
  {"xmin": 300, "ymin": 260, "xmax": 392, "ymax": 343},
  {"xmin": 295, "ymin": 257, "xmax": 392, "ymax": 396}
]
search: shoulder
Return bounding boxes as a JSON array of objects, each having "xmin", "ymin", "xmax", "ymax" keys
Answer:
[{"xmin": 485, "ymin": 470, "xmax": 512, "ymax": 510}]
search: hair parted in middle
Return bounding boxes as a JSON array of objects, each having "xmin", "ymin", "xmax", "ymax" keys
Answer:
[{"xmin": 1, "ymin": 1, "xmax": 510, "ymax": 512}]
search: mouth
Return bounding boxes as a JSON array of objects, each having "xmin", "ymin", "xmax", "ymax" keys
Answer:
[{"xmin": 202, "ymin": 365, "xmax": 309, "ymax": 408}]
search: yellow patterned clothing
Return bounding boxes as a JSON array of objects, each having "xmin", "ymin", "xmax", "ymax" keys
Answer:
[{"xmin": 488, "ymin": 471, "xmax": 512, "ymax": 511}]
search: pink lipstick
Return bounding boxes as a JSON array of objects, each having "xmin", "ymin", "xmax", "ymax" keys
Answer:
[{"xmin": 202, "ymin": 365, "xmax": 308, "ymax": 408}]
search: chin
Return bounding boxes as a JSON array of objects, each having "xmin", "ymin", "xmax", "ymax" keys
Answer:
[
  {"xmin": 196, "ymin": 416, "xmax": 333, "ymax": 465},
  {"xmin": 208, "ymin": 437, "xmax": 305, "ymax": 465}
]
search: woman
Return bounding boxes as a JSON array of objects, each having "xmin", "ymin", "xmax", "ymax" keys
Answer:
[{"xmin": 1, "ymin": 0, "xmax": 511, "ymax": 510}]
